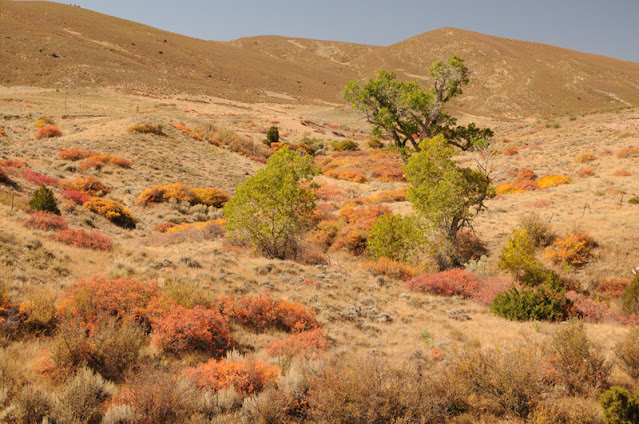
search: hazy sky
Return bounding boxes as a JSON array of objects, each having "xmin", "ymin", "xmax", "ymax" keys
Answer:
[{"xmin": 54, "ymin": 0, "xmax": 639, "ymax": 62}]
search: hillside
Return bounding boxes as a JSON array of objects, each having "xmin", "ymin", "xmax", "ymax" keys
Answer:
[{"xmin": 2, "ymin": 1, "xmax": 639, "ymax": 116}]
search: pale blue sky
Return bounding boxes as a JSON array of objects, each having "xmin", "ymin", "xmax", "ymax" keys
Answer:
[{"xmin": 55, "ymin": 0, "xmax": 639, "ymax": 62}]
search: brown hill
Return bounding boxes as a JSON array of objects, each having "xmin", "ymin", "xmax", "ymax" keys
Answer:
[{"xmin": 2, "ymin": 1, "xmax": 639, "ymax": 117}]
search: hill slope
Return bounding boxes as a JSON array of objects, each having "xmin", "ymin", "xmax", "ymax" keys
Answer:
[{"xmin": 2, "ymin": 1, "xmax": 639, "ymax": 116}]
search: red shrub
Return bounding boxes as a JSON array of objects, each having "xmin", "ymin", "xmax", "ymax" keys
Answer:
[
  {"xmin": 371, "ymin": 164, "xmax": 405, "ymax": 182},
  {"xmin": 266, "ymin": 328, "xmax": 328, "ymax": 360},
  {"xmin": 512, "ymin": 179, "xmax": 540, "ymax": 191},
  {"xmin": 20, "ymin": 169, "xmax": 59, "ymax": 186},
  {"xmin": 502, "ymin": 146, "xmax": 519, "ymax": 156},
  {"xmin": 594, "ymin": 278, "xmax": 629, "ymax": 299},
  {"xmin": 332, "ymin": 205, "xmax": 389, "ymax": 255},
  {"xmin": 51, "ymin": 229, "xmax": 113, "ymax": 250},
  {"xmin": 185, "ymin": 358, "xmax": 279, "ymax": 398},
  {"xmin": 221, "ymin": 293, "xmax": 319, "ymax": 333},
  {"xmin": 35, "ymin": 125, "xmax": 62, "ymax": 139},
  {"xmin": 59, "ymin": 149, "xmax": 97, "ymax": 161},
  {"xmin": 314, "ymin": 184, "xmax": 346, "ymax": 202},
  {"xmin": 151, "ymin": 306, "xmax": 233, "ymax": 355},
  {"xmin": 58, "ymin": 277, "xmax": 160, "ymax": 329},
  {"xmin": 0, "ymin": 160, "xmax": 26, "ymax": 168},
  {"xmin": 61, "ymin": 189, "xmax": 93, "ymax": 204},
  {"xmin": 470, "ymin": 277, "xmax": 513, "ymax": 306},
  {"xmin": 517, "ymin": 167, "xmax": 537, "ymax": 180},
  {"xmin": 565, "ymin": 291, "xmax": 612, "ymax": 323},
  {"xmin": 407, "ymin": 268, "xmax": 480, "ymax": 297},
  {"xmin": 578, "ymin": 167, "xmax": 595, "ymax": 177},
  {"xmin": 23, "ymin": 211, "xmax": 69, "ymax": 231}
]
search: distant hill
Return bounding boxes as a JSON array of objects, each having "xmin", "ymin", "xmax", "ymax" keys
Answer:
[{"xmin": 2, "ymin": 0, "xmax": 639, "ymax": 117}]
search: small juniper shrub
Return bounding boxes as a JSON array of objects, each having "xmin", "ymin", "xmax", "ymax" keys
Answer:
[
  {"xmin": 35, "ymin": 125, "xmax": 62, "ymax": 139},
  {"xmin": 185, "ymin": 356, "xmax": 280, "ymax": 398},
  {"xmin": 629, "ymin": 196, "xmax": 639, "ymax": 205},
  {"xmin": 172, "ymin": 123, "xmax": 202, "ymax": 140},
  {"xmin": 23, "ymin": 211, "xmax": 68, "ymax": 231},
  {"xmin": 613, "ymin": 327, "xmax": 639, "ymax": 380},
  {"xmin": 363, "ymin": 258, "xmax": 417, "ymax": 281},
  {"xmin": 29, "ymin": 184, "xmax": 60, "ymax": 215},
  {"xmin": 127, "ymin": 123, "xmax": 165, "ymax": 136},
  {"xmin": 600, "ymin": 386, "xmax": 639, "ymax": 424},
  {"xmin": 548, "ymin": 321, "xmax": 611, "ymax": 396},
  {"xmin": 61, "ymin": 176, "xmax": 110, "ymax": 196},
  {"xmin": 151, "ymin": 305, "xmax": 233, "ymax": 356},
  {"xmin": 84, "ymin": 198, "xmax": 136, "ymax": 229},
  {"xmin": 537, "ymin": 175, "xmax": 571, "ymax": 189},
  {"xmin": 51, "ymin": 228, "xmax": 113, "ymax": 250},
  {"xmin": 545, "ymin": 232, "xmax": 596, "ymax": 267},
  {"xmin": 264, "ymin": 125, "xmax": 279, "ymax": 146}
]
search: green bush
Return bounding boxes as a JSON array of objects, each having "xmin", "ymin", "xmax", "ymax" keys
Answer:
[
  {"xmin": 367, "ymin": 213, "xmax": 420, "ymax": 262},
  {"xmin": 498, "ymin": 228, "xmax": 537, "ymax": 279},
  {"xmin": 600, "ymin": 386, "xmax": 639, "ymax": 424},
  {"xmin": 29, "ymin": 184, "xmax": 60, "ymax": 215},
  {"xmin": 331, "ymin": 139, "xmax": 359, "ymax": 151},
  {"xmin": 264, "ymin": 125, "xmax": 279, "ymax": 146},
  {"xmin": 490, "ymin": 275, "xmax": 571, "ymax": 321},
  {"xmin": 224, "ymin": 147, "xmax": 318, "ymax": 259},
  {"xmin": 622, "ymin": 275, "xmax": 639, "ymax": 315}
]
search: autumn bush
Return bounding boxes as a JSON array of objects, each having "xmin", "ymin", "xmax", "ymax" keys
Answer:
[
  {"xmin": 20, "ymin": 169, "xmax": 59, "ymax": 186},
  {"xmin": 79, "ymin": 154, "xmax": 133, "ymax": 170},
  {"xmin": 266, "ymin": 329, "xmax": 329, "ymax": 363},
  {"xmin": 578, "ymin": 167, "xmax": 595, "ymax": 177},
  {"xmin": 137, "ymin": 182, "xmax": 229, "ymax": 207},
  {"xmin": 537, "ymin": 175, "xmax": 571, "ymax": 189},
  {"xmin": 23, "ymin": 211, "xmax": 69, "ymax": 231},
  {"xmin": 613, "ymin": 327, "xmax": 639, "ymax": 380},
  {"xmin": 61, "ymin": 175, "xmax": 110, "ymax": 196},
  {"xmin": 35, "ymin": 125, "xmax": 62, "ymax": 139},
  {"xmin": 0, "ymin": 166, "xmax": 10, "ymax": 184},
  {"xmin": 371, "ymin": 164, "xmax": 405, "ymax": 182},
  {"xmin": 617, "ymin": 147, "xmax": 639, "ymax": 158},
  {"xmin": 35, "ymin": 115, "xmax": 55, "ymax": 128},
  {"xmin": 186, "ymin": 357, "xmax": 280, "ymax": 398},
  {"xmin": 59, "ymin": 149, "xmax": 98, "ymax": 161},
  {"xmin": 613, "ymin": 169, "xmax": 632, "ymax": 177},
  {"xmin": 330, "ymin": 139, "xmax": 359, "ymax": 151},
  {"xmin": 84, "ymin": 197, "xmax": 136, "ymax": 228},
  {"xmin": 331, "ymin": 205, "xmax": 389, "ymax": 255},
  {"xmin": 172, "ymin": 123, "xmax": 202, "ymax": 140},
  {"xmin": 128, "ymin": 123, "xmax": 165, "ymax": 136},
  {"xmin": 52, "ymin": 228, "xmax": 113, "ymax": 250},
  {"xmin": 192, "ymin": 187, "xmax": 230, "ymax": 207},
  {"xmin": 221, "ymin": 293, "xmax": 319, "ymax": 333},
  {"xmin": 407, "ymin": 268, "xmax": 481, "ymax": 297},
  {"xmin": 363, "ymin": 258, "xmax": 417, "ymax": 281},
  {"xmin": 324, "ymin": 169, "xmax": 368, "ymax": 183},
  {"xmin": 595, "ymin": 278, "xmax": 629, "ymax": 299},
  {"xmin": 545, "ymin": 232, "xmax": 596, "ymax": 267},
  {"xmin": 502, "ymin": 145, "xmax": 519, "ymax": 156},
  {"xmin": 0, "ymin": 126, "xmax": 6, "ymax": 138},
  {"xmin": 60, "ymin": 189, "xmax": 92, "ymax": 204},
  {"xmin": 575, "ymin": 152, "xmax": 596, "ymax": 163},
  {"xmin": 496, "ymin": 183, "xmax": 525, "ymax": 194},
  {"xmin": 151, "ymin": 305, "xmax": 233, "ymax": 356}
]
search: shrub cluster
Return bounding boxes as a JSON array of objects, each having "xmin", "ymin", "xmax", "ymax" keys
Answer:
[
  {"xmin": 20, "ymin": 169, "xmax": 59, "ymax": 186},
  {"xmin": 51, "ymin": 229, "xmax": 113, "ymax": 250},
  {"xmin": 537, "ymin": 175, "xmax": 571, "ymax": 189},
  {"xmin": 35, "ymin": 125, "xmax": 62, "ymax": 139},
  {"xmin": 59, "ymin": 149, "xmax": 98, "ymax": 161},
  {"xmin": 61, "ymin": 176, "xmax": 110, "ymax": 196},
  {"xmin": 23, "ymin": 211, "xmax": 68, "ymax": 231},
  {"xmin": 316, "ymin": 150, "xmax": 404, "ymax": 183},
  {"xmin": 84, "ymin": 198, "xmax": 137, "ymax": 229},
  {"xmin": 545, "ymin": 232, "xmax": 596, "ymax": 267},
  {"xmin": 79, "ymin": 154, "xmax": 133, "ymax": 170},
  {"xmin": 128, "ymin": 123, "xmax": 165, "ymax": 136},
  {"xmin": 172, "ymin": 123, "xmax": 201, "ymax": 140},
  {"xmin": 137, "ymin": 182, "xmax": 230, "ymax": 207},
  {"xmin": 363, "ymin": 258, "xmax": 417, "ymax": 281},
  {"xmin": 265, "ymin": 328, "xmax": 329, "ymax": 362},
  {"xmin": 60, "ymin": 189, "xmax": 93, "ymax": 204}
]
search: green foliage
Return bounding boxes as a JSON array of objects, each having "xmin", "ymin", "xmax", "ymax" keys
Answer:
[
  {"xmin": 343, "ymin": 55, "xmax": 492, "ymax": 156},
  {"xmin": 628, "ymin": 196, "xmax": 639, "ymax": 205},
  {"xmin": 600, "ymin": 386, "xmax": 639, "ymax": 424},
  {"xmin": 224, "ymin": 147, "xmax": 318, "ymax": 259},
  {"xmin": 622, "ymin": 274, "xmax": 639, "ymax": 315},
  {"xmin": 405, "ymin": 135, "xmax": 494, "ymax": 267},
  {"xmin": 29, "ymin": 184, "xmax": 60, "ymax": 215},
  {"xmin": 367, "ymin": 213, "xmax": 420, "ymax": 262},
  {"xmin": 331, "ymin": 139, "xmax": 359, "ymax": 151},
  {"xmin": 264, "ymin": 125, "xmax": 279, "ymax": 146},
  {"xmin": 490, "ymin": 275, "xmax": 571, "ymax": 321},
  {"xmin": 498, "ymin": 229, "xmax": 537, "ymax": 278}
]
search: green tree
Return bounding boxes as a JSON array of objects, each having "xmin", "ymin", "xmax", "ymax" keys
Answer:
[
  {"xmin": 601, "ymin": 387, "xmax": 639, "ymax": 424},
  {"xmin": 224, "ymin": 147, "xmax": 318, "ymax": 259},
  {"xmin": 29, "ymin": 184, "xmax": 60, "ymax": 215},
  {"xmin": 264, "ymin": 125, "xmax": 279, "ymax": 146},
  {"xmin": 367, "ymin": 213, "xmax": 420, "ymax": 262},
  {"xmin": 343, "ymin": 55, "xmax": 492, "ymax": 159},
  {"xmin": 404, "ymin": 135, "xmax": 494, "ymax": 267}
]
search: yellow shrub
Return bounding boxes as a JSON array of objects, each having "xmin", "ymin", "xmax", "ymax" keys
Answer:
[
  {"xmin": 496, "ymin": 184, "xmax": 525, "ymax": 194},
  {"xmin": 537, "ymin": 175, "xmax": 571, "ymax": 189},
  {"xmin": 84, "ymin": 198, "xmax": 136, "ymax": 229},
  {"xmin": 192, "ymin": 187, "xmax": 230, "ymax": 208},
  {"xmin": 574, "ymin": 153, "xmax": 596, "ymax": 163}
]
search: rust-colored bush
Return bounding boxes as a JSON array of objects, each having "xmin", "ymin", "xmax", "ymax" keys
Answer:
[
  {"xmin": 266, "ymin": 328, "xmax": 329, "ymax": 361},
  {"xmin": 151, "ymin": 305, "xmax": 233, "ymax": 355},
  {"xmin": 363, "ymin": 258, "xmax": 417, "ymax": 281},
  {"xmin": 502, "ymin": 146, "xmax": 519, "ymax": 156},
  {"xmin": 575, "ymin": 153, "xmax": 596, "ymax": 163},
  {"xmin": 172, "ymin": 123, "xmax": 202, "ymax": 140},
  {"xmin": 517, "ymin": 167, "xmax": 538, "ymax": 180},
  {"xmin": 128, "ymin": 123, "xmax": 165, "ymax": 136},
  {"xmin": 35, "ymin": 125, "xmax": 62, "ymax": 139},
  {"xmin": 79, "ymin": 154, "xmax": 133, "ymax": 170},
  {"xmin": 324, "ymin": 169, "xmax": 368, "ymax": 183},
  {"xmin": 0, "ymin": 159, "xmax": 26, "ymax": 168},
  {"xmin": 512, "ymin": 179, "xmax": 540, "ymax": 191},
  {"xmin": 20, "ymin": 169, "xmax": 59, "ymax": 186},
  {"xmin": 331, "ymin": 205, "xmax": 389, "ymax": 255},
  {"xmin": 61, "ymin": 176, "xmax": 110, "ymax": 196},
  {"xmin": 545, "ymin": 232, "xmax": 596, "ymax": 267},
  {"xmin": 613, "ymin": 170, "xmax": 632, "ymax": 177},
  {"xmin": 60, "ymin": 189, "xmax": 92, "ymax": 204},
  {"xmin": 595, "ymin": 278, "xmax": 629, "ymax": 299},
  {"xmin": 23, "ymin": 211, "xmax": 69, "ymax": 231},
  {"xmin": 578, "ymin": 167, "xmax": 595, "ymax": 177},
  {"xmin": 313, "ymin": 184, "xmax": 346, "ymax": 201},
  {"xmin": 51, "ymin": 228, "xmax": 113, "ymax": 250},
  {"xmin": 407, "ymin": 268, "xmax": 481, "ymax": 297},
  {"xmin": 84, "ymin": 198, "xmax": 136, "ymax": 228},
  {"xmin": 371, "ymin": 164, "xmax": 405, "ymax": 182},
  {"xmin": 537, "ymin": 175, "xmax": 571, "ymax": 189},
  {"xmin": 154, "ymin": 222, "xmax": 177, "ymax": 233},
  {"xmin": 617, "ymin": 147, "xmax": 639, "ymax": 158},
  {"xmin": 59, "ymin": 149, "xmax": 98, "ymax": 161},
  {"xmin": 185, "ymin": 357, "xmax": 279, "ymax": 398},
  {"xmin": 371, "ymin": 188, "xmax": 407, "ymax": 203}
]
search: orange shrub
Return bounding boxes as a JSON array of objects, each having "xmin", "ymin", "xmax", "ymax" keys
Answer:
[
  {"xmin": 496, "ymin": 184, "xmax": 525, "ymax": 194},
  {"xmin": 617, "ymin": 147, "xmax": 639, "ymax": 158},
  {"xmin": 151, "ymin": 306, "xmax": 233, "ymax": 355},
  {"xmin": 0, "ymin": 160, "xmax": 26, "ymax": 168},
  {"xmin": 313, "ymin": 184, "xmax": 346, "ymax": 201},
  {"xmin": 575, "ymin": 153, "xmax": 596, "ymax": 163},
  {"xmin": 128, "ymin": 123, "xmax": 165, "ymax": 136},
  {"xmin": 537, "ymin": 175, "xmax": 571, "ymax": 189},
  {"xmin": 578, "ymin": 167, "xmax": 595, "ymax": 177},
  {"xmin": 371, "ymin": 164, "xmax": 405, "ymax": 182},
  {"xmin": 517, "ymin": 168, "xmax": 538, "ymax": 180},
  {"xmin": 35, "ymin": 125, "xmax": 62, "ymax": 139},
  {"xmin": 595, "ymin": 278, "xmax": 629, "ymax": 299},
  {"xmin": 61, "ymin": 176, "xmax": 110, "ymax": 196},
  {"xmin": 613, "ymin": 170, "xmax": 632, "ymax": 177},
  {"xmin": 137, "ymin": 183, "xmax": 228, "ymax": 207},
  {"xmin": 266, "ymin": 328, "xmax": 329, "ymax": 360},
  {"xmin": 59, "ymin": 149, "xmax": 98, "ymax": 161},
  {"xmin": 332, "ymin": 205, "xmax": 389, "ymax": 255},
  {"xmin": 545, "ymin": 232, "xmax": 596, "ymax": 267},
  {"xmin": 0, "ymin": 126, "xmax": 6, "ymax": 138},
  {"xmin": 325, "ymin": 169, "xmax": 368, "ymax": 183},
  {"xmin": 407, "ymin": 268, "xmax": 481, "ymax": 297},
  {"xmin": 172, "ymin": 123, "xmax": 202, "ymax": 140},
  {"xmin": 371, "ymin": 188, "xmax": 407, "ymax": 203},
  {"xmin": 79, "ymin": 154, "xmax": 133, "ymax": 170},
  {"xmin": 185, "ymin": 358, "xmax": 279, "ymax": 398},
  {"xmin": 502, "ymin": 146, "xmax": 519, "ymax": 156},
  {"xmin": 221, "ymin": 293, "xmax": 319, "ymax": 333},
  {"xmin": 192, "ymin": 187, "xmax": 230, "ymax": 207},
  {"xmin": 84, "ymin": 198, "xmax": 136, "ymax": 229},
  {"xmin": 51, "ymin": 228, "xmax": 113, "ymax": 250},
  {"xmin": 23, "ymin": 211, "xmax": 69, "ymax": 231},
  {"xmin": 154, "ymin": 222, "xmax": 177, "ymax": 233},
  {"xmin": 58, "ymin": 277, "xmax": 161, "ymax": 329},
  {"xmin": 512, "ymin": 179, "xmax": 540, "ymax": 191},
  {"xmin": 363, "ymin": 258, "xmax": 417, "ymax": 281}
]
